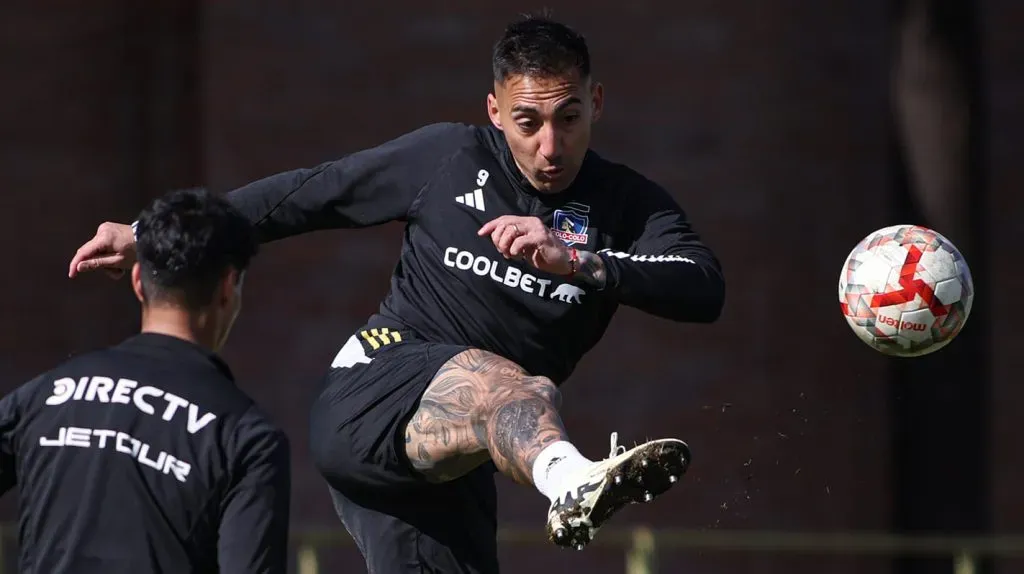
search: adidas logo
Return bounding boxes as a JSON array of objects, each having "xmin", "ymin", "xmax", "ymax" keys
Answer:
[{"xmin": 455, "ymin": 189, "xmax": 485, "ymax": 212}]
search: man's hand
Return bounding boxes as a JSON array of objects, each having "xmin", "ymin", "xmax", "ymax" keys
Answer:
[
  {"xmin": 478, "ymin": 215, "xmax": 608, "ymax": 288},
  {"xmin": 478, "ymin": 215, "xmax": 572, "ymax": 276},
  {"xmin": 68, "ymin": 222, "xmax": 136, "ymax": 279}
]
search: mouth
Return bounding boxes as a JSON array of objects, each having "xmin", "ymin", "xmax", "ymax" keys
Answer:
[{"xmin": 539, "ymin": 166, "xmax": 565, "ymax": 179}]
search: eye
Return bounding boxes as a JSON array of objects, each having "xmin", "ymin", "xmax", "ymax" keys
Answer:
[
  {"xmin": 516, "ymin": 118, "xmax": 539, "ymax": 131},
  {"xmin": 563, "ymin": 113, "xmax": 581, "ymax": 124}
]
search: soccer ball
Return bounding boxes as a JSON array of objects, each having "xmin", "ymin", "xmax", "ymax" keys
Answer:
[{"xmin": 838, "ymin": 224, "xmax": 974, "ymax": 357}]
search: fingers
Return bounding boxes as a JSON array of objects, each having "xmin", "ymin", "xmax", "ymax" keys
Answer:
[
  {"xmin": 508, "ymin": 234, "xmax": 537, "ymax": 258},
  {"xmin": 477, "ymin": 217, "xmax": 506, "ymax": 237},
  {"xmin": 481, "ymin": 216, "xmax": 527, "ymax": 257},
  {"xmin": 68, "ymin": 222, "xmax": 136, "ymax": 278},
  {"xmin": 75, "ymin": 254, "xmax": 124, "ymax": 274},
  {"xmin": 496, "ymin": 224, "xmax": 521, "ymax": 255},
  {"xmin": 489, "ymin": 224, "xmax": 506, "ymax": 250},
  {"xmin": 479, "ymin": 216, "xmax": 551, "ymax": 260},
  {"xmin": 68, "ymin": 235, "xmax": 114, "ymax": 278},
  {"xmin": 478, "ymin": 216, "xmax": 571, "ymax": 274},
  {"xmin": 479, "ymin": 215, "xmax": 531, "ymax": 237}
]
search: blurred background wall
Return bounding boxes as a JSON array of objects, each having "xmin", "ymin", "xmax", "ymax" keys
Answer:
[{"xmin": 1, "ymin": 1, "xmax": 1021, "ymax": 572}]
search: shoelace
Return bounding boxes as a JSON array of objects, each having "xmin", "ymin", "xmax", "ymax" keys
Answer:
[{"xmin": 608, "ymin": 431, "xmax": 626, "ymax": 458}]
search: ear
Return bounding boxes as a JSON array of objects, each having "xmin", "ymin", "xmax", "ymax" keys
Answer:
[
  {"xmin": 590, "ymin": 81, "xmax": 604, "ymax": 123},
  {"xmin": 131, "ymin": 263, "xmax": 145, "ymax": 303},
  {"xmin": 486, "ymin": 89, "xmax": 503, "ymax": 131},
  {"xmin": 219, "ymin": 268, "xmax": 241, "ymax": 305}
]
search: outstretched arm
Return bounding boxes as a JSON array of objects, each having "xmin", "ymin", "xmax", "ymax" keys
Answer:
[
  {"xmin": 226, "ymin": 122, "xmax": 472, "ymax": 243},
  {"xmin": 68, "ymin": 122, "xmax": 475, "ymax": 277}
]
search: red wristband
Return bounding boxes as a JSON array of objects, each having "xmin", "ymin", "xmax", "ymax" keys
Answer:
[{"xmin": 564, "ymin": 248, "xmax": 579, "ymax": 276}]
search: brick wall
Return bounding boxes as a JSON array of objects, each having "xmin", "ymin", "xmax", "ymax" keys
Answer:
[{"xmin": 1, "ymin": 1, "xmax": 1019, "ymax": 572}]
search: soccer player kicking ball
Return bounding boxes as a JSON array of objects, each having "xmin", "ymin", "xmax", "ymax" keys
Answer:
[{"xmin": 69, "ymin": 13, "xmax": 725, "ymax": 574}]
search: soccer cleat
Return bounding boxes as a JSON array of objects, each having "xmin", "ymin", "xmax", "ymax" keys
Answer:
[{"xmin": 545, "ymin": 432, "xmax": 691, "ymax": 550}]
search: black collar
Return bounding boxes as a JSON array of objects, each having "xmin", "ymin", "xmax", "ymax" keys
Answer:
[{"xmin": 117, "ymin": 332, "xmax": 236, "ymax": 382}]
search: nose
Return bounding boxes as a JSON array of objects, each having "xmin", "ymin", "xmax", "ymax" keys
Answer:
[{"xmin": 538, "ymin": 124, "xmax": 562, "ymax": 163}]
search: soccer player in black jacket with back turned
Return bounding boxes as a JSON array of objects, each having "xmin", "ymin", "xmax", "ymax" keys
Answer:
[
  {"xmin": 13, "ymin": 189, "xmax": 291, "ymax": 573},
  {"xmin": 69, "ymin": 14, "xmax": 724, "ymax": 574}
]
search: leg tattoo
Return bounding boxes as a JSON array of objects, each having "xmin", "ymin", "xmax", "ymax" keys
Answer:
[
  {"xmin": 485, "ymin": 381, "xmax": 565, "ymax": 485},
  {"xmin": 404, "ymin": 349, "xmax": 568, "ymax": 485}
]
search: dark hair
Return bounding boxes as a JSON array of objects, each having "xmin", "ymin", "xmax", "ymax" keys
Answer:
[
  {"xmin": 135, "ymin": 188, "xmax": 257, "ymax": 309},
  {"xmin": 492, "ymin": 12, "xmax": 591, "ymax": 84}
]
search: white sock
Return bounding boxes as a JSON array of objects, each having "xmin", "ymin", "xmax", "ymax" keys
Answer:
[{"xmin": 532, "ymin": 441, "xmax": 593, "ymax": 504}]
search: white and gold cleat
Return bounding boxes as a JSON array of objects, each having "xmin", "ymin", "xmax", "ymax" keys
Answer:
[{"xmin": 545, "ymin": 432, "xmax": 691, "ymax": 550}]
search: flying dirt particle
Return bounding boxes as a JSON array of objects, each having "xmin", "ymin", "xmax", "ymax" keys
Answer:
[
  {"xmin": 777, "ymin": 432, "xmax": 788, "ymax": 439},
  {"xmin": 794, "ymin": 468, "xmax": 801, "ymax": 475},
  {"xmin": 743, "ymin": 458, "xmax": 752, "ymax": 467}
]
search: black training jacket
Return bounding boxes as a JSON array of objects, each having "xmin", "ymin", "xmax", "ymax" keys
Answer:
[
  {"xmin": 0, "ymin": 333, "xmax": 290, "ymax": 573},
  {"xmin": 226, "ymin": 123, "xmax": 725, "ymax": 384}
]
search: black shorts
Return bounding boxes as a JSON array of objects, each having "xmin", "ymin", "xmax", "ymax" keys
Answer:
[{"xmin": 309, "ymin": 326, "xmax": 500, "ymax": 573}]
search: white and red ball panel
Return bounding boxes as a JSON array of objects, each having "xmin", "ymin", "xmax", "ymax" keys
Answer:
[{"xmin": 838, "ymin": 224, "xmax": 974, "ymax": 357}]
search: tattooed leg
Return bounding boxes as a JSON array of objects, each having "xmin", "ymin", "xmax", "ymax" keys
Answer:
[{"xmin": 403, "ymin": 349, "xmax": 568, "ymax": 485}]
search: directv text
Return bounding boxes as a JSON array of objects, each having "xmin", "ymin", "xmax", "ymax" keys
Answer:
[{"xmin": 39, "ymin": 376, "xmax": 219, "ymax": 483}]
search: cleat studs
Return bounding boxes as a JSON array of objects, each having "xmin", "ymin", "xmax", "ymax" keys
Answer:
[
  {"xmin": 614, "ymin": 474, "xmax": 623, "ymax": 485},
  {"xmin": 575, "ymin": 543, "xmax": 585, "ymax": 551},
  {"xmin": 554, "ymin": 528, "xmax": 566, "ymax": 541},
  {"xmin": 640, "ymin": 458, "xmax": 649, "ymax": 468},
  {"xmin": 644, "ymin": 491, "xmax": 653, "ymax": 502},
  {"xmin": 669, "ymin": 475, "xmax": 678, "ymax": 484}
]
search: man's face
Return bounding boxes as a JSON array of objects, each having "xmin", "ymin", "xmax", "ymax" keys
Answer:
[{"xmin": 487, "ymin": 71, "xmax": 603, "ymax": 193}]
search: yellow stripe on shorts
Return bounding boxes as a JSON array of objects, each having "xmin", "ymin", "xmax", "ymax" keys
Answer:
[{"xmin": 361, "ymin": 328, "xmax": 402, "ymax": 349}]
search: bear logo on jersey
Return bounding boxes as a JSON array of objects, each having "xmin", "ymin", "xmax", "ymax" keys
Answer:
[
  {"xmin": 552, "ymin": 202, "xmax": 590, "ymax": 247},
  {"xmin": 550, "ymin": 284, "xmax": 585, "ymax": 304}
]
